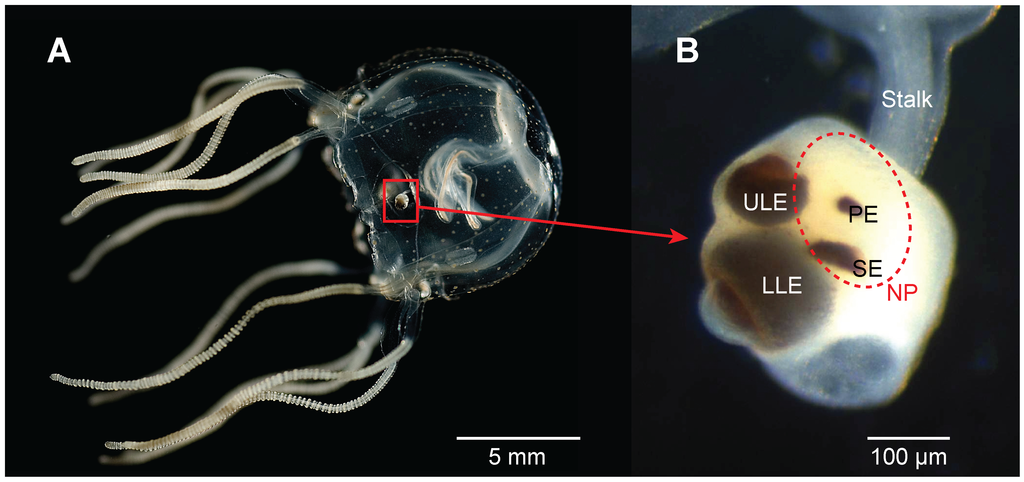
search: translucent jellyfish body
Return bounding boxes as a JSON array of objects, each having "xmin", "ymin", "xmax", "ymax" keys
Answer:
[
  {"xmin": 306, "ymin": 49, "xmax": 562, "ymax": 308},
  {"xmin": 699, "ymin": 117, "xmax": 954, "ymax": 408},
  {"xmin": 51, "ymin": 48, "xmax": 561, "ymax": 462}
]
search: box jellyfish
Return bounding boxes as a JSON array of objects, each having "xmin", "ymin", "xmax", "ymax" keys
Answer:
[
  {"xmin": 49, "ymin": 48, "xmax": 562, "ymax": 463},
  {"xmin": 681, "ymin": 6, "xmax": 996, "ymax": 408}
]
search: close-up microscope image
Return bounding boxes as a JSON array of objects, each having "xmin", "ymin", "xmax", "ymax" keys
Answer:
[
  {"xmin": 632, "ymin": 5, "xmax": 1018, "ymax": 476},
  {"xmin": 8, "ymin": 6, "xmax": 630, "ymax": 476}
]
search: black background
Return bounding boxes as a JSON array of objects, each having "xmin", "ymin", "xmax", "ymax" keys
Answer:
[
  {"xmin": 8, "ymin": 6, "xmax": 630, "ymax": 475},
  {"xmin": 632, "ymin": 6, "xmax": 1019, "ymax": 475}
]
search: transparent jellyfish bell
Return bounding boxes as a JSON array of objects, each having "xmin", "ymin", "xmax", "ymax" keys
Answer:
[
  {"xmin": 292, "ymin": 48, "xmax": 563, "ymax": 346},
  {"xmin": 304, "ymin": 48, "xmax": 562, "ymax": 303}
]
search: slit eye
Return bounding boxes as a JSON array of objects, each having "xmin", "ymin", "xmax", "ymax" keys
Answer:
[{"xmin": 812, "ymin": 241, "xmax": 864, "ymax": 273}]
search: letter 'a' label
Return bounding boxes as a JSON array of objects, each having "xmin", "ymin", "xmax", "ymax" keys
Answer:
[{"xmin": 48, "ymin": 37, "xmax": 70, "ymax": 63}]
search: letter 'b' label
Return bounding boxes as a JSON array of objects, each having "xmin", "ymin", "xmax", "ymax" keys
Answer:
[{"xmin": 677, "ymin": 37, "xmax": 698, "ymax": 63}]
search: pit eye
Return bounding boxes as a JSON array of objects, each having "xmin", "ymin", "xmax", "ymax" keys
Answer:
[{"xmin": 837, "ymin": 195, "xmax": 860, "ymax": 214}]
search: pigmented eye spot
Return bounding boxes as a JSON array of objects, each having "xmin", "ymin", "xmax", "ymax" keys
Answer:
[
  {"xmin": 837, "ymin": 195, "xmax": 860, "ymax": 214},
  {"xmin": 811, "ymin": 240, "xmax": 864, "ymax": 273},
  {"xmin": 725, "ymin": 154, "xmax": 808, "ymax": 226}
]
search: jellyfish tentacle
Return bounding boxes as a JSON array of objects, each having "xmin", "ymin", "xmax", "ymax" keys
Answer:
[
  {"xmin": 82, "ymin": 71, "xmax": 307, "ymax": 183},
  {"xmin": 259, "ymin": 362, "xmax": 397, "ymax": 413},
  {"xmin": 73, "ymin": 85, "xmax": 234, "ymax": 180},
  {"xmin": 72, "ymin": 75, "xmax": 305, "ymax": 166},
  {"xmin": 77, "ymin": 67, "xmax": 285, "ymax": 176},
  {"xmin": 98, "ymin": 323, "xmax": 383, "ymax": 465},
  {"xmin": 208, "ymin": 323, "xmax": 382, "ymax": 402},
  {"xmin": 50, "ymin": 282, "xmax": 377, "ymax": 391},
  {"xmin": 64, "ymin": 71, "xmax": 285, "ymax": 224},
  {"xmin": 104, "ymin": 339, "xmax": 412, "ymax": 453},
  {"xmin": 61, "ymin": 92, "xmax": 241, "ymax": 224},
  {"xmin": 70, "ymin": 129, "xmax": 322, "ymax": 218},
  {"xmin": 80, "ymin": 106, "xmax": 236, "ymax": 183},
  {"xmin": 267, "ymin": 327, "xmax": 381, "ymax": 397},
  {"xmin": 69, "ymin": 146, "xmax": 307, "ymax": 283},
  {"xmin": 87, "ymin": 259, "xmax": 357, "ymax": 405}
]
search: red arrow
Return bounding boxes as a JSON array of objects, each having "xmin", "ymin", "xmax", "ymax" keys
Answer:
[{"xmin": 419, "ymin": 206, "xmax": 687, "ymax": 244}]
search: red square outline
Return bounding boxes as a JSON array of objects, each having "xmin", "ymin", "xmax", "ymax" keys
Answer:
[{"xmin": 382, "ymin": 178, "xmax": 420, "ymax": 223}]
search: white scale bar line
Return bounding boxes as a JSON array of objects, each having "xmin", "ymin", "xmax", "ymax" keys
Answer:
[
  {"xmin": 457, "ymin": 436, "xmax": 581, "ymax": 441},
  {"xmin": 867, "ymin": 436, "xmax": 950, "ymax": 441}
]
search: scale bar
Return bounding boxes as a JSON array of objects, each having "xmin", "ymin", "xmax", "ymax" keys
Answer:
[
  {"xmin": 867, "ymin": 436, "xmax": 950, "ymax": 441},
  {"xmin": 457, "ymin": 436, "xmax": 581, "ymax": 441}
]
